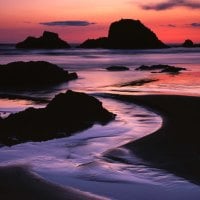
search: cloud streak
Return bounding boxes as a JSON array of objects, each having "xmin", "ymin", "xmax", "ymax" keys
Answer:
[
  {"xmin": 160, "ymin": 24, "xmax": 177, "ymax": 27},
  {"xmin": 40, "ymin": 20, "xmax": 96, "ymax": 27},
  {"xmin": 189, "ymin": 22, "xmax": 200, "ymax": 27},
  {"xmin": 141, "ymin": 0, "xmax": 200, "ymax": 10}
]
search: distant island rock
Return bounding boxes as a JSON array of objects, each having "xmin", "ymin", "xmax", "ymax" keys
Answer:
[
  {"xmin": 0, "ymin": 90, "xmax": 115, "ymax": 146},
  {"xmin": 79, "ymin": 19, "xmax": 168, "ymax": 49},
  {"xmin": 182, "ymin": 39, "xmax": 194, "ymax": 47},
  {"xmin": 135, "ymin": 64, "xmax": 186, "ymax": 74},
  {"xmin": 79, "ymin": 37, "xmax": 108, "ymax": 49},
  {"xmin": 0, "ymin": 61, "xmax": 77, "ymax": 89},
  {"xmin": 182, "ymin": 39, "xmax": 200, "ymax": 48},
  {"xmin": 106, "ymin": 65, "xmax": 130, "ymax": 71},
  {"xmin": 16, "ymin": 31, "xmax": 70, "ymax": 49}
]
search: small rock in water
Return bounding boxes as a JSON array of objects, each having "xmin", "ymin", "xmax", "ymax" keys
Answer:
[
  {"xmin": 106, "ymin": 66, "xmax": 130, "ymax": 71},
  {"xmin": 135, "ymin": 64, "xmax": 186, "ymax": 74}
]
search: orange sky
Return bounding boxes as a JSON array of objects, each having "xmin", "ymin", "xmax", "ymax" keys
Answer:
[{"xmin": 0, "ymin": 0, "xmax": 199, "ymax": 44}]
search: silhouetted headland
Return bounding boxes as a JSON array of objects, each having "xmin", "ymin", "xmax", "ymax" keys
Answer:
[
  {"xmin": 0, "ymin": 90, "xmax": 115, "ymax": 146},
  {"xmin": 135, "ymin": 64, "xmax": 186, "ymax": 74},
  {"xmin": 0, "ymin": 61, "xmax": 77, "ymax": 90},
  {"xmin": 107, "ymin": 94, "xmax": 200, "ymax": 184},
  {"xmin": 79, "ymin": 19, "xmax": 168, "ymax": 49},
  {"xmin": 16, "ymin": 31, "xmax": 70, "ymax": 49}
]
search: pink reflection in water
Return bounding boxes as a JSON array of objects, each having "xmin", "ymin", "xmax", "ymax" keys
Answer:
[{"xmin": 0, "ymin": 99, "xmax": 43, "ymax": 118}]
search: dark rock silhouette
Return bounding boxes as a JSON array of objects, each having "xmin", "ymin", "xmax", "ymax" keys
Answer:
[
  {"xmin": 182, "ymin": 39, "xmax": 200, "ymax": 48},
  {"xmin": 182, "ymin": 39, "xmax": 194, "ymax": 47},
  {"xmin": 107, "ymin": 19, "xmax": 167, "ymax": 49},
  {"xmin": 0, "ymin": 61, "xmax": 78, "ymax": 89},
  {"xmin": 106, "ymin": 66, "xmax": 129, "ymax": 71},
  {"xmin": 16, "ymin": 31, "xmax": 70, "ymax": 49},
  {"xmin": 135, "ymin": 64, "xmax": 186, "ymax": 74},
  {"xmin": 0, "ymin": 90, "xmax": 115, "ymax": 146},
  {"xmin": 79, "ymin": 19, "xmax": 168, "ymax": 49},
  {"xmin": 79, "ymin": 37, "xmax": 108, "ymax": 48}
]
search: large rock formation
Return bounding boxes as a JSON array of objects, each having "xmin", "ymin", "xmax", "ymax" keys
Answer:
[
  {"xmin": 0, "ymin": 61, "xmax": 77, "ymax": 89},
  {"xmin": 16, "ymin": 31, "xmax": 70, "ymax": 49},
  {"xmin": 0, "ymin": 90, "xmax": 115, "ymax": 146},
  {"xmin": 79, "ymin": 19, "xmax": 168, "ymax": 49}
]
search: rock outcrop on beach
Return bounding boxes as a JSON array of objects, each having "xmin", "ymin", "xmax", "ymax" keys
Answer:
[
  {"xmin": 106, "ymin": 66, "xmax": 129, "ymax": 71},
  {"xmin": 79, "ymin": 19, "xmax": 168, "ymax": 49},
  {"xmin": 107, "ymin": 19, "xmax": 167, "ymax": 49},
  {"xmin": 16, "ymin": 31, "xmax": 70, "ymax": 49},
  {"xmin": 135, "ymin": 64, "xmax": 186, "ymax": 74},
  {"xmin": 0, "ymin": 61, "xmax": 77, "ymax": 89},
  {"xmin": 0, "ymin": 90, "xmax": 115, "ymax": 146}
]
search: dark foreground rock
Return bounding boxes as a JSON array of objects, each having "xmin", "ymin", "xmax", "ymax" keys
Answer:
[
  {"xmin": 135, "ymin": 64, "xmax": 186, "ymax": 73},
  {"xmin": 16, "ymin": 31, "xmax": 70, "ymax": 49},
  {"xmin": 0, "ymin": 61, "xmax": 77, "ymax": 89},
  {"xmin": 0, "ymin": 90, "xmax": 115, "ymax": 146},
  {"xmin": 107, "ymin": 19, "xmax": 167, "ymax": 49},
  {"xmin": 79, "ymin": 19, "xmax": 168, "ymax": 49},
  {"xmin": 106, "ymin": 66, "xmax": 129, "ymax": 71}
]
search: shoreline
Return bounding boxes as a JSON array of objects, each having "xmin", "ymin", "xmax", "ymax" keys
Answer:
[
  {"xmin": 107, "ymin": 94, "xmax": 200, "ymax": 184},
  {"xmin": 0, "ymin": 94, "xmax": 200, "ymax": 199}
]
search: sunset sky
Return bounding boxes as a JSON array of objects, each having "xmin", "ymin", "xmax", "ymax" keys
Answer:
[{"xmin": 0, "ymin": 0, "xmax": 199, "ymax": 44}]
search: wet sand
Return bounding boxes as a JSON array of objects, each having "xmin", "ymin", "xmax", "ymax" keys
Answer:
[
  {"xmin": 108, "ymin": 94, "xmax": 200, "ymax": 184},
  {"xmin": 0, "ymin": 165, "xmax": 108, "ymax": 200},
  {"xmin": 1, "ymin": 94, "xmax": 200, "ymax": 199}
]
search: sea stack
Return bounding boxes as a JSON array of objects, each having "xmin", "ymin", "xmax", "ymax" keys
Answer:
[
  {"xmin": 79, "ymin": 19, "xmax": 168, "ymax": 49},
  {"xmin": 182, "ymin": 39, "xmax": 200, "ymax": 48},
  {"xmin": 182, "ymin": 39, "xmax": 194, "ymax": 47},
  {"xmin": 16, "ymin": 31, "xmax": 70, "ymax": 49},
  {"xmin": 107, "ymin": 19, "xmax": 167, "ymax": 49}
]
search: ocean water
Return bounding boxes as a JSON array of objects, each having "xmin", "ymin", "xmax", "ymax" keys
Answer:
[{"xmin": 0, "ymin": 44, "xmax": 200, "ymax": 199}]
